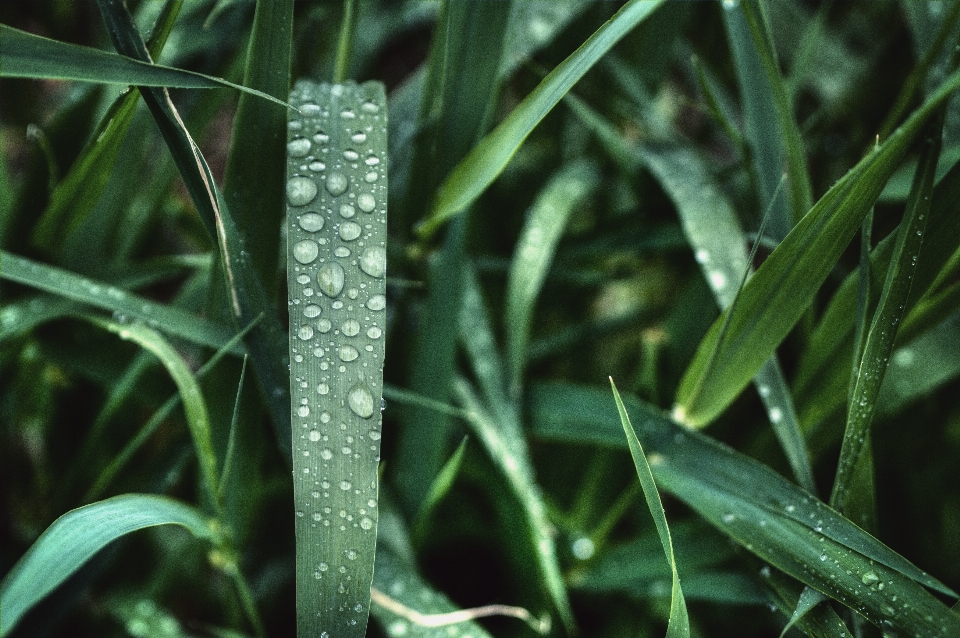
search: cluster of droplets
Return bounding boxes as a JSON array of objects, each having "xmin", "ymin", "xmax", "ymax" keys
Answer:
[{"xmin": 287, "ymin": 81, "xmax": 386, "ymax": 620}]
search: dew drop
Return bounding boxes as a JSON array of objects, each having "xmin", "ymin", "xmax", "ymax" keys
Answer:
[
  {"xmin": 339, "ymin": 204, "xmax": 356, "ymax": 218},
  {"xmin": 348, "ymin": 383, "xmax": 376, "ymax": 418},
  {"xmin": 341, "ymin": 109, "xmax": 356, "ymax": 119},
  {"xmin": 318, "ymin": 561, "xmax": 328, "ymax": 572},
  {"xmin": 367, "ymin": 326, "xmax": 382, "ymax": 339},
  {"xmin": 339, "ymin": 221, "xmax": 362, "ymax": 241},
  {"xmin": 769, "ymin": 407, "xmax": 783, "ymax": 424},
  {"xmin": 287, "ymin": 176, "xmax": 318, "ymax": 206},
  {"xmin": 339, "ymin": 345, "xmax": 359, "ymax": 362},
  {"xmin": 313, "ymin": 132, "xmax": 329, "ymax": 145},
  {"xmin": 357, "ymin": 193, "xmax": 376, "ymax": 213},
  {"xmin": 343, "ymin": 149, "xmax": 360, "ymax": 162},
  {"xmin": 301, "ymin": 103, "xmax": 321, "ymax": 116},
  {"xmin": 296, "ymin": 274, "xmax": 311, "ymax": 284},
  {"xmin": 364, "ymin": 153, "xmax": 380, "ymax": 166},
  {"xmin": 360, "ymin": 516, "xmax": 374, "ymax": 530},
  {"xmin": 321, "ymin": 448, "xmax": 333, "ymax": 460},
  {"xmin": 299, "ymin": 212, "xmax": 325, "ymax": 232},
  {"xmin": 298, "ymin": 405, "xmax": 310, "ymax": 417},
  {"xmin": 293, "ymin": 239, "xmax": 319, "ymax": 264},
  {"xmin": 287, "ymin": 138, "xmax": 311, "ymax": 157},
  {"xmin": 303, "ymin": 304, "xmax": 322, "ymax": 318},
  {"xmin": 708, "ymin": 270, "xmax": 727, "ymax": 290},
  {"xmin": 298, "ymin": 325, "xmax": 315, "ymax": 340},
  {"xmin": 309, "ymin": 161, "xmax": 326, "ymax": 172},
  {"xmin": 317, "ymin": 262, "xmax": 345, "ymax": 297},
  {"xmin": 359, "ymin": 246, "xmax": 386, "ymax": 278},
  {"xmin": 312, "ymin": 512, "xmax": 322, "ymax": 521},
  {"xmin": 326, "ymin": 172, "xmax": 348, "ymax": 196},
  {"xmin": 309, "ymin": 429, "xmax": 322, "ymax": 442},
  {"xmin": 317, "ymin": 382, "xmax": 330, "ymax": 395},
  {"xmin": 340, "ymin": 480, "xmax": 352, "ymax": 491},
  {"xmin": 317, "ymin": 318, "xmax": 332, "ymax": 333},
  {"xmin": 334, "ymin": 247, "xmax": 351, "ymax": 258},
  {"xmin": 345, "ymin": 548, "xmax": 358, "ymax": 560},
  {"xmin": 351, "ymin": 132, "xmax": 367, "ymax": 144},
  {"xmin": 361, "ymin": 100, "xmax": 380, "ymax": 115},
  {"xmin": 367, "ymin": 294, "xmax": 386, "ymax": 311},
  {"xmin": 341, "ymin": 319, "xmax": 361, "ymax": 336},
  {"xmin": 364, "ymin": 171, "xmax": 378, "ymax": 183}
]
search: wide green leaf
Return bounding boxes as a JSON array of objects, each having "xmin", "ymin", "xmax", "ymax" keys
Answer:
[{"xmin": 0, "ymin": 494, "xmax": 214, "ymax": 636}]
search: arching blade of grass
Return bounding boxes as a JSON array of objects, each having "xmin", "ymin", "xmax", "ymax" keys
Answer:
[
  {"xmin": 0, "ymin": 251, "xmax": 243, "ymax": 354},
  {"xmin": 674, "ymin": 64, "xmax": 960, "ymax": 428},
  {"xmin": 31, "ymin": 0, "xmax": 182, "ymax": 251},
  {"xmin": 0, "ymin": 24, "xmax": 287, "ymax": 108},
  {"xmin": 528, "ymin": 381, "xmax": 960, "ymax": 619},
  {"xmin": 420, "ymin": 0, "xmax": 666, "ymax": 237},
  {"xmin": 0, "ymin": 494, "xmax": 215, "ymax": 637},
  {"xmin": 610, "ymin": 378, "xmax": 690, "ymax": 638},
  {"xmin": 286, "ymin": 80, "xmax": 387, "ymax": 638},
  {"xmin": 830, "ymin": 114, "xmax": 941, "ymax": 514},
  {"xmin": 504, "ymin": 159, "xmax": 600, "ymax": 397},
  {"xmin": 95, "ymin": 0, "xmax": 291, "ymax": 454}
]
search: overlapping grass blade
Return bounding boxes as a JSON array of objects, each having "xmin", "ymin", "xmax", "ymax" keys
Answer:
[
  {"xmin": 610, "ymin": 378, "xmax": 690, "ymax": 637},
  {"xmin": 528, "ymin": 381, "xmax": 960, "ymax": 637},
  {"xmin": 286, "ymin": 80, "xmax": 387, "ymax": 638},
  {"xmin": 830, "ymin": 114, "xmax": 941, "ymax": 513},
  {"xmin": 420, "ymin": 0, "xmax": 666, "ymax": 237},
  {"xmin": 95, "ymin": 0, "xmax": 291, "ymax": 452},
  {"xmin": 222, "ymin": 0, "xmax": 292, "ymax": 286},
  {"xmin": 674, "ymin": 64, "xmax": 960, "ymax": 427},
  {"xmin": 505, "ymin": 159, "xmax": 600, "ymax": 396},
  {"xmin": 0, "ymin": 494, "xmax": 214, "ymax": 636},
  {"xmin": 1, "ymin": 251, "xmax": 242, "ymax": 353},
  {"xmin": 0, "ymin": 24, "xmax": 287, "ymax": 108}
]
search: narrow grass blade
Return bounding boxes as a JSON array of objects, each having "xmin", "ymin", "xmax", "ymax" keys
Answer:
[
  {"xmin": 505, "ymin": 159, "xmax": 599, "ymax": 396},
  {"xmin": 222, "ymin": 0, "xmax": 292, "ymax": 288},
  {"xmin": 1, "ymin": 251, "xmax": 242, "ymax": 354},
  {"xmin": 0, "ymin": 494, "xmax": 214, "ymax": 636},
  {"xmin": 333, "ymin": 0, "xmax": 357, "ymax": 84},
  {"xmin": 830, "ymin": 115, "xmax": 941, "ymax": 513},
  {"xmin": 723, "ymin": 0, "xmax": 812, "ymax": 238},
  {"xmin": 286, "ymin": 80, "xmax": 387, "ymax": 638},
  {"xmin": 420, "ymin": 0, "xmax": 665, "ymax": 237},
  {"xmin": 96, "ymin": 0, "xmax": 292, "ymax": 452},
  {"xmin": 416, "ymin": 437, "xmax": 469, "ymax": 529},
  {"xmin": 89, "ymin": 316, "xmax": 220, "ymax": 508},
  {"xmin": 674, "ymin": 64, "xmax": 960, "ymax": 427},
  {"xmin": 454, "ymin": 377, "xmax": 574, "ymax": 631},
  {"xmin": 0, "ymin": 24, "xmax": 287, "ymax": 108},
  {"xmin": 0, "ymin": 295, "xmax": 77, "ymax": 342},
  {"xmin": 880, "ymin": 308, "xmax": 960, "ymax": 414},
  {"xmin": 528, "ymin": 382, "xmax": 960, "ymax": 636},
  {"xmin": 610, "ymin": 378, "xmax": 690, "ymax": 638}
]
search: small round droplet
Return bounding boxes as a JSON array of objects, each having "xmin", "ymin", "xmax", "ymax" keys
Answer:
[
  {"xmin": 360, "ymin": 516, "xmax": 374, "ymax": 530},
  {"xmin": 341, "ymin": 319, "xmax": 361, "ymax": 336},
  {"xmin": 296, "ymin": 274, "xmax": 311, "ymax": 284},
  {"xmin": 351, "ymin": 132, "xmax": 367, "ymax": 144},
  {"xmin": 340, "ymin": 221, "xmax": 362, "ymax": 241},
  {"xmin": 321, "ymin": 448, "xmax": 333, "ymax": 460},
  {"xmin": 334, "ymin": 247, "xmax": 351, "ymax": 258},
  {"xmin": 339, "ymin": 204, "xmax": 356, "ymax": 218},
  {"xmin": 304, "ymin": 304, "xmax": 322, "ymax": 318},
  {"xmin": 359, "ymin": 246, "xmax": 386, "ymax": 278},
  {"xmin": 364, "ymin": 171, "xmax": 378, "ymax": 183},
  {"xmin": 340, "ymin": 109, "xmax": 356, "ymax": 119},
  {"xmin": 313, "ymin": 131, "xmax": 329, "ymax": 144},
  {"xmin": 366, "ymin": 294, "xmax": 386, "ymax": 311},
  {"xmin": 309, "ymin": 429, "xmax": 321, "ymax": 442},
  {"xmin": 326, "ymin": 172, "xmax": 348, "ymax": 196},
  {"xmin": 287, "ymin": 138, "xmax": 311, "ymax": 157},
  {"xmin": 317, "ymin": 262, "xmax": 345, "ymax": 297},
  {"xmin": 367, "ymin": 326, "xmax": 382, "ymax": 339},
  {"xmin": 364, "ymin": 153, "xmax": 379, "ymax": 166},
  {"xmin": 317, "ymin": 382, "xmax": 329, "ymax": 395},
  {"xmin": 357, "ymin": 193, "xmax": 376, "ymax": 213},
  {"xmin": 293, "ymin": 239, "xmax": 319, "ymax": 264},
  {"xmin": 348, "ymin": 383, "xmax": 375, "ymax": 418},
  {"xmin": 345, "ymin": 548, "xmax": 358, "ymax": 560},
  {"xmin": 361, "ymin": 100, "xmax": 379, "ymax": 115},
  {"xmin": 317, "ymin": 318, "xmax": 332, "ymax": 333},
  {"xmin": 299, "ymin": 212, "xmax": 325, "ymax": 232},
  {"xmin": 300, "ymin": 103, "xmax": 321, "ymax": 116},
  {"xmin": 340, "ymin": 480, "xmax": 352, "ymax": 491},
  {"xmin": 318, "ymin": 561, "xmax": 329, "ymax": 571},
  {"xmin": 309, "ymin": 161, "xmax": 326, "ymax": 172},
  {"xmin": 298, "ymin": 405, "xmax": 310, "ymax": 417},
  {"xmin": 298, "ymin": 325, "xmax": 315, "ymax": 340},
  {"xmin": 343, "ymin": 149, "xmax": 359, "ymax": 162},
  {"xmin": 339, "ymin": 345, "xmax": 359, "ymax": 362},
  {"xmin": 287, "ymin": 176, "xmax": 318, "ymax": 206}
]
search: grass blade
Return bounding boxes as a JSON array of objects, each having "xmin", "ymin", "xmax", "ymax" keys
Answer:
[
  {"xmin": 674, "ymin": 64, "xmax": 960, "ymax": 427},
  {"xmin": 286, "ymin": 80, "xmax": 387, "ymax": 638},
  {"xmin": 610, "ymin": 378, "xmax": 690, "ymax": 638},
  {"xmin": 505, "ymin": 159, "xmax": 600, "ymax": 396},
  {"xmin": 420, "ymin": 0, "xmax": 665, "ymax": 237},
  {"xmin": 830, "ymin": 114, "xmax": 942, "ymax": 513},
  {"xmin": 0, "ymin": 494, "xmax": 214, "ymax": 636},
  {"xmin": 0, "ymin": 24, "xmax": 287, "ymax": 108}
]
